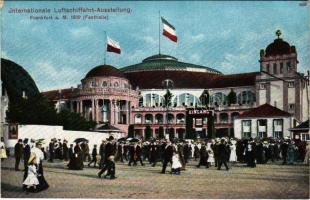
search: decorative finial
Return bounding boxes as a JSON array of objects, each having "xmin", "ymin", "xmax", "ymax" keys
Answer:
[{"xmin": 276, "ymin": 30, "xmax": 282, "ymax": 39}]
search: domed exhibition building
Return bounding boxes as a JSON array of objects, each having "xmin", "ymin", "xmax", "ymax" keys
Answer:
[{"xmin": 42, "ymin": 32, "xmax": 309, "ymax": 140}]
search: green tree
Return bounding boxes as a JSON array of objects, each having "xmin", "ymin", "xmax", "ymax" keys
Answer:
[
  {"xmin": 199, "ymin": 90, "xmax": 210, "ymax": 107},
  {"xmin": 158, "ymin": 126, "xmax": 164, "ymax": 139},
  {"xmin": 6, "ymin": 94, "xmax": 97, "ymax": 131},
  {"xmin": 128, "ymin": 124, "xmax": 134, "ymax": 138},
  {"xmin": 207, "ymin": 113, "xmax": 216, "ymax": 138},
  {"xmin": 163, "ymin": 89, "xmax": 173, "ymax": 108},
  {"xmin": 227, "ymin": 89, "xmax": 237, "ymax": 106},
  {"xmin": 185, "ymin": 115, "xmax": 195, "ymax": 139},
  {"xmin": 56, "ymin": 110, "xmax": 96, "ymax": 131},
  {"xmin": 6, "ymin": 94, "xmax": 58, "ymax": 125}
]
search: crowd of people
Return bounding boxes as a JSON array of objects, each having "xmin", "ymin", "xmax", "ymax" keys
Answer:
[
  {"xmin": 13, "ymin": 138, "xmax": 49, "ymax": 193},
  {"xmin": 6, "ymin": 135, "xmax": 310, "ymax": 193}
]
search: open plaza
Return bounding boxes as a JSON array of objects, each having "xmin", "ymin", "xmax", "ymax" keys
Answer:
[{"xmin": 1, "ymin": 157, "xmax": 309, "ymax": 199}]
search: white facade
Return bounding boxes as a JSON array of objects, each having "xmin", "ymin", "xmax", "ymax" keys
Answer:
[
  {"xmin": 234, "ymin": 116, "xmax": 293, "ymax": 139},
  {"xmin": 3, "ymin": 124, "xmax": 123, "ymax": 153}
]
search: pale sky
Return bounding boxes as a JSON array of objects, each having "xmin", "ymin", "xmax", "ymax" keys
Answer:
[{"xmin": 1, "ymin": 1, "xmax": 309, "ymax": 91}]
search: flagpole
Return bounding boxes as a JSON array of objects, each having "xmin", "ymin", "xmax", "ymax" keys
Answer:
[
  {"xmin": 158, "ymin": 10, "xmax": 161, "ymax": 55},
  {"xmin": 104, "ymin": 31, "xmax": 107, "ymax": 65}
]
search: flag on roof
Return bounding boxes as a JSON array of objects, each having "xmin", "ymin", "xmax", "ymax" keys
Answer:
[
  {"xmin": 161, "ymin": 17, "xmax": 177, "ymax": 42},
  {"xmin": 107, "ymin": 36, "xmax": 121, "ymax": 54}
]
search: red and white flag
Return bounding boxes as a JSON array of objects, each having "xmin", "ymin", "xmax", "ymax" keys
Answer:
[
  {"xmin": 107, "ymin": 36, "xmax": 121, "ymax": 54},
  {"xmin": 161, "ymin": 17, "xmax": 177, "ymax": 42}
]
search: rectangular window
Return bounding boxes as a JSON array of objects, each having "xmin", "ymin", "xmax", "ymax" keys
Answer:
[
  {"xmin": 266, "ymin": 64, "xmax": 270, "ymax": 73},
  {"xmin": 274, "ymin": 119, "xmax": 283, "ymax": 126},
  {"xmin": 289, "ymin": 104, "xmax": 295, "ymax": 110},
  {"xmin": 287, "ymin": 62, "xmax": 291, "ymax": 72},
  {"xmin": 288, "ymin": 81, "xmax": 295, "ymax": 88},
  {"xmin": 260, "ymin": 83, "xmax": 266, "ymax": 90},
  {"xmin": 273, "ymin": 63, "xmax": 277, "ymax": 74},
  {"xmin": 273, "ymin": 119, "xmax": 283, "ymax": 138},
  {"xmin": 280, "ymin": 63, "xmax": 283, "ymax": 73},
  {"xmin": 258, "ymin": 132, "xmax": 266, "ymax": 138},
  {"xmin": 257, "ymin": 119, "xmax": 267, "ymax": 138},
  {"xmin": 274, "ymin": 131, "xmax": 283, "ymax": 138},
  {"xmin": 258, "ymin": 119, "xmax": 267, "ymax": 126},
  {"xmin": 242, "ymin": 120, "xmax": 251, "ymax": 138}
]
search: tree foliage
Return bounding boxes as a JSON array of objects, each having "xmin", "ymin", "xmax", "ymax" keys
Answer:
[
  {"xmin": 207, "ymin": 113, "xmax": 216, "ymax": 138},
  {"xmin": 199, "ymin": 90, "xmax": 210, "ymax": 107},
  {"xmin": 128, "ymin": 124, "xmax": 134, "ymax": 138},
  {"xmin": 163, "ymin": 89, "xmax": 173, "ymax": 108},
  {"xmin": 227, "ymin": 89, "xmax": 237, "ymax": 105},
  {"xmin": 6, "ymin": 94, "xmax": 96, "ymax": 131}
]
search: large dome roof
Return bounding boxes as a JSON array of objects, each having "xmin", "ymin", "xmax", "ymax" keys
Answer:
[
  {"xmin": 85, "ymin": 64, "xmax": 125, "ymax": 79},
  {"xmin": 120, "ymin": 54, "xmax": 222, "ymax": 74},
  {"xmin": 265, "ymin": 38, "xmax": 296, "ymax": 57}
]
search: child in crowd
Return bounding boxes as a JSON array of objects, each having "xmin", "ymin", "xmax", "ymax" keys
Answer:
[
  {"xmin": 23, "ymin": 155, "xmax": 39, "ymax": 193},
  {"xmin": 171, "ymin": 149, "xmax": 182, "ymax": 175}
]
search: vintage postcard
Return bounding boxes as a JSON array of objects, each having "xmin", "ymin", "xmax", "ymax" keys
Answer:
[{"xmin": 0, "ymin": 0, "xmax": 309, "ymax": 199}]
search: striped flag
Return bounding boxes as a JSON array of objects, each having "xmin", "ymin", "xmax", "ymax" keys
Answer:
[
  {"xmin": 107, "ymin": 36, "xmax": 121, "ymax": 54},
  {"xmin": 161, "ymin": 17, "xmax": 177, "ymax": 43}
]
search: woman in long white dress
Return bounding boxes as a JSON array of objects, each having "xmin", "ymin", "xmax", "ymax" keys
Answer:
[
  {"xmin": 229, "ymin": 140, "xmax": 237, "ymax": 162},
  {"xmin": 0, "ymin": 137, "xmax": 7, "ymax": 160},
  {"xmin": 172, "ymin": 152, "xmax": 182, "ymax": 175},
  {"xmin": 23, "ymin": 158, "xmax": 39, "ymax": 192},
  {"xmin": 207, "ymin": 145, "xmax": 215, "ymax": 166}
]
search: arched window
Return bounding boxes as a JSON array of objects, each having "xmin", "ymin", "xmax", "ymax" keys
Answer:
[
  {"xmin": 173, "ymin": 93, "xmax": 200, "ymax": 107},
  {"xmin": 231, "ymin": 112, "xmax": 239, "ymax": 121},
  {"xmin": 145, "ymin": 114, "xmax": 153, "ymax": 124},
  {"xmin": 210, "ymin": 92, "xmax": 227, "ymax": 106},
  {"xmin": 134, "ymin": 114, "xmax": 142, "ymax": 124},
  {"xmin": 102, "ymin": 81, "xmax": 108, "ymax": 88},
  {"xmin": 155, "ymin": 114, "xmax": 163, "ymax": 124},
  {"xmin": 237, "ymin": 91, "xmax": 256, "ymax": 105},
  {"xmin": 114, "ymin": 82, "xmax": 119, "ymax": 88},
  {"xmin": 220, "ymin": 113, "xmax": 228, "ymax": 123},
  {"xmin": 90, "ymin": 81, "xmax": 96, "ymax": 88},
  {"xmin": 176, "ymin": 113, "xmax": 185, "ymax": 124},
  {"xmin": 144, "ymin": 93, "xmax": 163, "ymax": 107},
  {"xmin": 167, "ymin": 113, "xmax": 174, "ymax": 124},
  {"xmin": 138, "ymin": 97, "xmax": 143, "ymax": 107}
]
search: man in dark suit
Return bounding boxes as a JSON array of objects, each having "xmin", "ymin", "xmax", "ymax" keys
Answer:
[
  {"xmin": 48, "ymin": 139, "xmax": 55, "ymax": 162},
  {"xmin": 99, "ymin": 140, "xmax": 105, "ymax": 169},
  {"xmin": 68, "ymin": 144, "xmax": 74, "ymax": 160},
  {"xmin": 14, "ymin": 139, "xmax": 23, "ymax": 171},
  {"xmin": 88, "ymin": 145, "xmax": 98, "ymax": 167},
  {"xmin": 23, "ymin": 139, "xmax": 31, "ymax": 172},
  {"xmin": 183, "ymin": 142, "xmax": 191, "ymax": 163},
  {"xmin": 161, "ymin": 141, "xmax": 174, "ymax": 174},
  {"xmin": 149, "ymin": 142, "xmax": 158, "ymax": 167},
  {"xmin": 98, "ymin": 136, "xmax": 116, "ymax": 179},
  {"xmin": 63, "ymin": 140, "xmax": 69, "ymax": 161},
  {"xmin": 245, "ymin": 140, "xmax": 256, "ymax": 168},
  {"xmin": 128, "ymin": 142, "xmax": 144, "ymax": 166},
  {"xmin": 280, "ymin": 140, "xmax": 289, "ymax": 165},
  {"xmin": 217, "ymin": 139, "xmax": 229, "ymax": 170}
]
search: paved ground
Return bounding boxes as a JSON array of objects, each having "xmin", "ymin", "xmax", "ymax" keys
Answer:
[{"xmin": 1, "ymin": 157, "xmax": 309, "ymax": 198}]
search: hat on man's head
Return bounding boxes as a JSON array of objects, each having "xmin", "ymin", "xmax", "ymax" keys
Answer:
[{"xmin": 107, "ymin": 136, "xmax": 114, "ymax": 141}]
